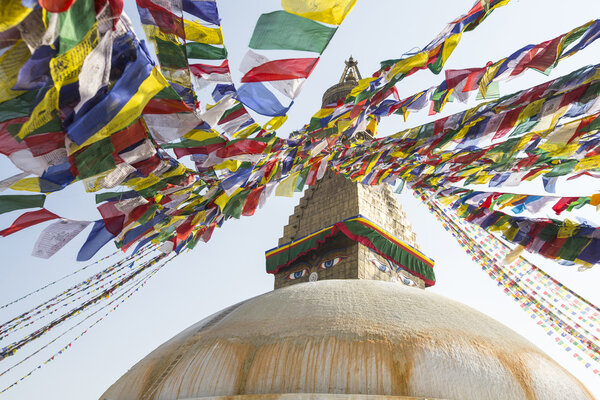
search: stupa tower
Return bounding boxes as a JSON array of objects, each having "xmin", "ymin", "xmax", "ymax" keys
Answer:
[
  {"xmin": 268, "ymin": 57, "xmax": 432, "ymax": 290},
  {"xmin": 100, "ymin": 58, "xmax": 593, "ymax": 400}
]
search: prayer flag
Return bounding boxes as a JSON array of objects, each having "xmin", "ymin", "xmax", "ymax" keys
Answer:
[
  {"xmin": 281, "ymin": 0, "xmax": 356, "ymax": 25},
  {"xmin": 182, "ymin": 0, "xmax": 220, "ymax": 25},
  {"xmin": 236, "ymin": 82, "xmax": 292, "ymax": 116},
  {"xmin": 0, "ymin": 194, "xmax": 46, "ymax": 215},
  {"xmin": 249, "ymin": 11, "xmax": 337, "ymax": 53},
  {"xmin": 0, "ymin": 208, "xmax": 59, "ymax": 236},
  {"xmin": 241, "ymin": 58, "xmax": 319, "ymax": 82},
  {"xmin": 33, "ymin": 219, "xmax": 91, "ymax": 259},
  {"xmin": 77, "ymin": 219, "xmax": 116, "ymax": 261}
]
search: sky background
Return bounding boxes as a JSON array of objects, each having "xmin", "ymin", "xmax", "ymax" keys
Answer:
[{"xmin": 1, "ymin": 0, "xmax": 600, "ymax": 398}]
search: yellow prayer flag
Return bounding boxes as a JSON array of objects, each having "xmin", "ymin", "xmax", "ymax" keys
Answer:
[
  {"xmin": 191, "ymin": 210, "xmax": 207, "ymax": 226},
  {"xmin": 438, "ymin": 195, "xmax": 459, "ymax": 206},
  {"xmin": 387, "ymin": 52, "xmax": 429, "ymax": 80},
  {"xmin": 534, "ymin": 100, "xmax": 569, "ymax": 133},
  {"xmin": 162, "ymin": 163, "xmax": 188, "ymax": 179},
  {"xmin": 539, "ymin": 142, "xmax": 578, "ymax": 158},
  {"xmin": 0, "ymin": 0, "xmax": 32, "ymax": 32},
  {"xmin": 184, "ymin": 128, "xmax": 221, "ymax": 141},
  {"xmin": 9, "ymin": 177, "xmax": 41, "ymax": 192},
  {"xmin": 0, "ymin": 39, "xmax": 29, "ymax": 103},
  {"xmin": 214, "ymin": 188, "xmax": 242, "ymax": 212},
  {"xmin": 574, "ymin": 155, "xmax": 600, "ymax": 172},
  {"xmin": 312, "ymin": 108, "xmax": 334, "ymax": 119},
  {"xmin": 281, "ymin": 0, "xmax": 357, "ymax": 25},
  {"xmin": 337, "ymin": 119, "xmax": 354, "ymax": 135},
  {"xmin": 234, "ymin": 123, "xmax": 261, "ymax": 138},
  {"xmin": 82, "ymin": 173, "xmax": 109, "ymax": 192},
  {"xmin": 349, "ymin": 77, "xmax": 376, "ymax": 97},
  {"xmin": 17, "ymin": 86, "xmax": 58, "ymax": 139},
  {"xmin": 184, "ymin": 20, "xmax": 223, "ymax": 44},
  {"xmin": 557, "ymin": 219, "xmax": 579, "ymax": 238},
  {"xmin": 50, "ymin": 25, "xmax": 99, "ymax": 86},
  {"xmin": 461, "ymin": 102, "xmax": 487, "ymax": 126},
  {"xmin": 127, "ymin": 174, "xmax": 161, "ymax": 191},
  {"xmin": 489, "ymin": 220, "xmax": 510, "ymax": 234},
  {"xmin": 502, "ymin": 244, "xmax": 525, "ymax": 265},
  {"xmin": 471, "ymin": 173, "xmax": 494, "ymax": 185},
  {"xmin": 478, "ymin": 58, "xmax": 503, "ymax": 99},
  {"xmin": 516, "ymin": 99, "xmax": 543, "ymax": 126},
  {"xmin": 440, "ymin": 33, "xmax": 462, "ymax": 67},
  {"xmin": 214, "ymin": 159, "xmax": 242, "ymax": 172},
  {"xmin": 263, "ymin": 115, "xmax": 288, "ymax": 132},
  {"xmin": 275, "ymin": 172, "xmax": 299, "ymax": 197},
  {"xmin": 366, "ymin": 118, "xmax": 377, "ymax": 136}
]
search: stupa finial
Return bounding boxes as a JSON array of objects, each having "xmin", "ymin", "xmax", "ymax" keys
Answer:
[{"xmin": 339, "ymin": 55, "xmax": 362, "ymax": 83}]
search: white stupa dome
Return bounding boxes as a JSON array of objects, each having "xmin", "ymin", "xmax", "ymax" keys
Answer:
[{"xmin": 100, "ymin": 280, "xmax": 592, "ymax": 400}]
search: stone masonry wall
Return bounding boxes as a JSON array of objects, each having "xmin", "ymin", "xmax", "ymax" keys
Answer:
[
  {"xmin": 272, "ymin": 170, "xmax": 425, "ymax": 289},
  {"xmin": 278, "ymin": 171, "xmax": 359, "ymax": 246}
]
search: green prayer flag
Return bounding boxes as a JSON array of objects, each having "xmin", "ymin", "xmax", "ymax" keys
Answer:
[
  {"xmin": 153, "ymin": 85, "xmax": 184, "ymax": 100},
  {"xmin": 59, "ymin": 0, "xmax": 96, "ymax": 54},
  {"xmin": 95, "ymin": 191, "xmax": 133, "ymax": 204},
  {"xmin": 295, "ymin": 166, "xmax": 310, "ymax": 192},
  {"xmin": 0, "ymin": 194, "xmax": 46, "ymax": 214},
  {"xmin": 558, "ymin": 236, "xmax": 590, "ymax": 261},
  {"xmin": 545, "ymin": 159, "xmax": 577, "ymax": 177},
  {"xmin": 0, "ymin": 91, "xmax": 38, "ymax": 123},
  {"xmin": 185, "ymin": 43, "xmax": 228, "ymax": 60},
  {"xmin": 74, "ymin": 138, "xmax": 116, "ymax": 179},
  {"xmin": 249, "ymin": 10, "xmax": 337, "ymax": 53},
  {"xmin": 428, "ymin": 52, "xmax": 445, "ymax": 75},
  {"xmin": 222, "ymin": 189, "xmax": 250, "ymax": 219},
  {"xmin": 7, "ymin": 117, "xmax": 63, "ymax": 137},
  {"xmin": 155, "ymin": 38, "xmax": 189, "ymax": 69}
]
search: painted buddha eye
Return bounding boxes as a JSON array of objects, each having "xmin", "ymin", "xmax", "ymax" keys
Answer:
[
  {"xmin": 368, "ymin": 258, "xmax": 389, "ymax": 272},
  {"xmin": 398, "ymin": 272, "xmax": 416, "ymax": 287},
  {"xmin": 286, "ymin": 269, "xmax": 308, "ymax": 280},
  {"xmin": 377, "ymin": 263, "xmax": 388, "ymax": 272},
  {"xmin": 319, "ymin": 257, "xmax": 344, "ymax": 269}
]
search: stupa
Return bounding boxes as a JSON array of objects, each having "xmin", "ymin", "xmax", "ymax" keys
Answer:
[{"xmin": 100, "ymin": 59, "xmax": 593, "ymax": 400}]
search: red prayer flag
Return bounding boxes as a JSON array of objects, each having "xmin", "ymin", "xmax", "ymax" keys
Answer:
[
  {"xmin": 526, "ymin": 36, "xmax": 563, "ymax": 72},
  {"xmin": 552, "ymin": 197, "xmax": 579, "ymax": 215},
  {"xmin": 0, "ymin": 209, "xmax": 59, "ymax": 237},
  {"xmin": 242, "ymin": 186, "xmax": 264, "ymax": 216},
  {"xmin": 241, "ymin": 58, "xmax": 319, "ymax": 82},
  {"xmin": 110, "ymin": 119, "xmax": 148, "ymax": 153},
  {"xmin": 189, "ymin": 60, "xmax": 230, "ymax": 77},
  {"xmin": 492, "ymin": 107, "xmax": 522, "ymax": 141},
  {"xmin": 23, "ymin": 131, "xmax": 65, "ymax": 157},
  {"xmin": 143, "ymin": 98, "xmax": 192, "ymax": 114},
  {"xmin": 0, "ymin": 117, "xmax": 28, "ymax": 156}
]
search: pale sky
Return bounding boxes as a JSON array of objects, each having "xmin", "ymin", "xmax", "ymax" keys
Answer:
[{"xmin": 1, "ymin": 1, "xmax": 600, "ymax": 398}]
